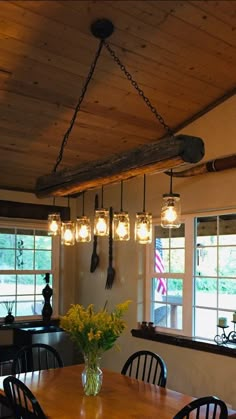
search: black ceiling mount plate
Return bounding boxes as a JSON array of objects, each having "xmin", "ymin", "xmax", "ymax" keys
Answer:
[{"xmin": 91, "ymin": 19, "xmax": 114, "ymax": 39}]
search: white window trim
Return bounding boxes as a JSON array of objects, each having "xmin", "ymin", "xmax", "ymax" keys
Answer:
[
  {"xmin": 0, "ymin": 218, "xmax": 60, "ymax": 320},
  {"xmin": 146, "ymin": 215, "xmax": 189, "ymax": 336},
  {"xmin": 145, "ymin": 208, "xmax": 236, "ymax": 338}
]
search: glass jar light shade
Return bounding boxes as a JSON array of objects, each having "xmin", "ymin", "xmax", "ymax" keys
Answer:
[
  {"xmin": 61, "ymin": 221, "xmax": 75, "ymax": 246},
  {"xmin": 113, "ymin": 211, "xmax": 130, "ymax": 241},
  {"xmin": 76, "ymin": 216, "xmax": 91, "ymax": 243},
  {"xmin": 135, "ymin": 212, "xmax": 152, "ymax": 244},
  {"xmin": 161, "ymin": 193, "xmax": 181, "ymax": 229},
  {"xmin": 48, "ymin": 213, "xmax": 61, "ymax": 236},
  {"xmin": 94, "ymin": 209, "xmax": 109, "ymax": 236}
]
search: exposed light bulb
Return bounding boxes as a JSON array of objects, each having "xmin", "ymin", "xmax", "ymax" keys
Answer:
[
  {"xmin": 76, "ymin": 216, "xmax": 91, "ymax": 243},
  {"xmin": 97, "ymin": 217, "xmax": 107, "ymax": 234},
  {"xmin": 64, "ymin": 228, "xmax": 73, "ymax": 242},
  {"xmin": 161, "ymin": 194, "xmax": 181, "ymax": 229},
  {"xmin": 165, "ymin": 202, "xmax": 177, "ymax": 223},
  {"xmin": 94, "ymin": 209, "xmax": 109, "ymax": 236},
  {"xmin": 48, "ymin": 213, "xmax": 61, "ymax": 236},
  {"xmin": 137, "ymin": 222, "xmax": 149, "ymax": 240},
  {"xmin": 78, "ymin": 225, "xmax": 89, "ymax": 239},
  {"xmin": 61, "ymin": 222, "xmax": 75, "ymax": 246},
  {"xmin": 76, "ymin": 193, "xmax": 91, "ymax": 243},
  {"xmin": 49, "ymin": 220, "xmax": 59, "ymax": 234},
  {"xmin": 113, "ymin": 212, "xmax": 130, "ymax": 241},
  {"xmin": 116, "ymin": 220, "xmax": 127, "ymax": 238},
  {"xmin": 135, "ymin": 212, "xmax": 152, "ymax": 244}
]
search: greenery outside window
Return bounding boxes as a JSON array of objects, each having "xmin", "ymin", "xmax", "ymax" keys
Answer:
[
  {"xmin": 0, "ymin": 220, "xmax": 60, "ymax": 320},
  {"xmin": 146, "ymin": 210, "xmax": 236, "ymax": 341}
]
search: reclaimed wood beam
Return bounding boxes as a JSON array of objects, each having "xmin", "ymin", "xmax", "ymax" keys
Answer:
[
  {"xmin": 35, "ymin": 134, "xmax": 205, "ymax": 198},
  {"xmin": 0, "ymin": 201, "xmax": 70, "ymax": 220}
]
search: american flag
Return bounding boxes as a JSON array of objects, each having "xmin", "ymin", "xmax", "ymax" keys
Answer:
[{"xmin": 155, "ymin": 238, "xmax": 167, "ymax": 295}]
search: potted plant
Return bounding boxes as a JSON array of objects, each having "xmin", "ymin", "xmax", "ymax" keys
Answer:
[
  {"xmin": 60, "ymin": 300, "xmax": 131, "ymax": 396},
  {"xmin": 2, "ymin": 301, "xmax": 15, "ymax": 324}
]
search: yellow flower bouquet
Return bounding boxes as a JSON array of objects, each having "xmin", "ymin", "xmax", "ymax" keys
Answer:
[{"xmin": 60, "ymin": 300, "xmax": 131, "ymax": 395}]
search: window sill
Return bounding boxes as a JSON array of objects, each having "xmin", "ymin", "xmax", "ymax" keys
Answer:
[
  {"xmin": 131, "ymin": 329, "xmax": 236, "ymax": 358},
  {"xmin": 0, "ymin": 318, "xmax": 60, "ymax": 330}
]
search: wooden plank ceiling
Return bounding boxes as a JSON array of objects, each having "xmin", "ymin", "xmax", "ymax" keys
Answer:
[{"xmin": 0, "ymin": 0, "xmax": 235, "ymax": 195}]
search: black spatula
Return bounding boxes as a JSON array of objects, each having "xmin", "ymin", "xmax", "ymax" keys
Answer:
[
  {"xmin": 105, "ymin": 206, "xmax": 115, "ymax": 289},
  {"xmin": 90, "ymin": 194, "xmax": 99, "ymax": 273}
]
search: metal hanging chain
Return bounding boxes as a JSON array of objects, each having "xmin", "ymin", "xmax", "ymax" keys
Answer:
[
  {"xmin": 53, "ymin": 39, "xmax": 104, "ymax": 173},
  {"xmin": 103, "ymin": 40, "xmax": 174, "ymax": 137}
]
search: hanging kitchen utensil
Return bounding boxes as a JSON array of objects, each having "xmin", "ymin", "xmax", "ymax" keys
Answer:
[
  {"xmin": 105, "ymin": 207, "xmax": 115, "ymax": 289},
  {"xmin": 90, "ymin": 194, "xmax": 100, "ymax": 273}
]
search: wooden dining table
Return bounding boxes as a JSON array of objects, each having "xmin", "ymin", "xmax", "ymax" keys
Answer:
[{"xmin": 0, "ymin": 364, "xmax": 234, "ymax": 418}]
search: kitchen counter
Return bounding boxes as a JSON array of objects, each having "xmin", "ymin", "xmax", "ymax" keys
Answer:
[{"xmin": 0, "ymin": 319, "xmax": 83, "ymax": 369}]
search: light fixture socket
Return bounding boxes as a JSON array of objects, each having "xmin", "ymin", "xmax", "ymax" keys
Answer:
[
  {"xmin": 91, "ymin": 19, "xmax": 114, "ymax": 39},
  {"xmin": 135, "ymin": 212, "xmax": 152, "ymax": 244},
  {"xmin": 113, "ymin": 211, "xmax": 130, "ymax": 241},
  {"xmin": 94, "ymin": 209, "xmax": 109, "ymax": 236},
  {"xmin": 76, "ymin": 216, "xmax": 91, "ymax": 243},
  {"xmin": 161, "ymin": 193, "xmax": 181, "ymax": 229},
  {"xmin": 61, "ymin": 221, "xmax": 75, "ymax": 246},
  {"xmin": 48, "ymin": 213, "xmax": 61, "ymax": 236}
]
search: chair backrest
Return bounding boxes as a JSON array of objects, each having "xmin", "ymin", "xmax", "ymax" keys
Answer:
[
  {"xmin": 11, "ymin": 343, "xmax": 63, "ymax": 374},
  {"xmin": 173, "ymin": 395, "xmax": 228, "ymax": 419},
  {"xmin": 121, "ymin": 350, "xmax": 167, "ymax": 387},
  {"xmin": 3, "ymin": 375, "xmax": 47, "ymax": 419}
]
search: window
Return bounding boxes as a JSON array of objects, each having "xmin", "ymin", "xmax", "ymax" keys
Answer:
[
  {"xmin": 147, "ymin": 211, "xmax": 236, "ymax": 341},
  {"xmin": 0, "ymin": 220, "xmax": 60, "ymax": 320},
  {"xmin": 147, "ymin": 224, "xmax": 186, "ymax": 333}
]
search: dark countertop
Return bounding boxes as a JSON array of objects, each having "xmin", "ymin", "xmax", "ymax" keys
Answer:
[{"xmin": 0, "ymin": 318, "xmax": 60, "ymax": 331}]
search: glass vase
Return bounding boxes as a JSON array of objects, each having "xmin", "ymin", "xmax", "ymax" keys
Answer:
[{"xmin": 82, "ymin": 353, "xmax": 103, "ymax": 396}]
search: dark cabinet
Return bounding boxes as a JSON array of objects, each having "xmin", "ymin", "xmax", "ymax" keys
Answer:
[{"xmin": 13, "ymin": 326, "xmax": 83, "ymax": 366}]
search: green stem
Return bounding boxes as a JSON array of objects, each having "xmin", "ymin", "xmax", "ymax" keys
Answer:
[{"xmin": 82, "ymin": 353, "xmax": 103, "ymax": 396}]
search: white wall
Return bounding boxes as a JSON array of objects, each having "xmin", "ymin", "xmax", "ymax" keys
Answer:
[{"xmin": 75, "ymin": 95, "xmax": 236, "ymax": 408}]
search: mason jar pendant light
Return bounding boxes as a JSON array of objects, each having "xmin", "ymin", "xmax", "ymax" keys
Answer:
[
  {"xmin": 48, "ymin": 213, "xmax": 61, "ymax": 236},
  {"xmin": 44, "ymin": 19, "xmax": 187, "ymax": 243},
  {"xmin": 135, "ymin": 174, "xmax": 152, "ymax": 244},
  {"xmin": 161, "ymin": 169, "xmax": 181, "ymax": 229},
  {"xmin": 61, "ymin": 221, "xmax": 75, "ymax": 246},
  {"xmin": 113, "ymin": 181, "xmax": 130, "ymax": 241},
  {"xmin": 61, "ymin": 197, "xmax": 75, "ymax": 246},
  {"xmin": 94, "ymin": 186, "xmax": 109, "ymax": 236},
  {"xmin": 48, "ymin": 198, "xmax": 61, "ymax": 236},
  {"xmin": 76, "ymin": 192, "xmax": 91, "ymax": 243}
]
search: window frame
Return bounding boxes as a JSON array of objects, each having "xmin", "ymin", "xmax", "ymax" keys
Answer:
[
  {"xmin": 0, "ymin": 218, "xmax": 60, "ymax": 321},
  {"xmin": 145, "ymin": 208, "xmax": 236, "ymax": 340},
  {"xmin": 146, "ymin": 215, "xmax": 190, "ymax": 336}
]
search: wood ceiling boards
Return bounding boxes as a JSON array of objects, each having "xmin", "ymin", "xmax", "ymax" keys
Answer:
[{"xmin": 0, "ymin": 1, "xmax": 235, "ymax": 195}]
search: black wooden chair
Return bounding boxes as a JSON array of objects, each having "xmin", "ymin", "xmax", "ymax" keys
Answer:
[
  {"xmin": 3, "ymin": 375, "xmax": 46, "ymax": 419},
  {"xmin": 11, "ymin": 343, "xmax": 63, "ymax": 374},
  {"xmin": 173, "ymin": 395, "xmax": 228, "ymax": 419},
  {"xmin": 121, "ymin": 350, "xmax": 167, "ymax": 387},
  {"xmin": 0, "ymin": 345, "xmax": 21, "ymax": 418}
]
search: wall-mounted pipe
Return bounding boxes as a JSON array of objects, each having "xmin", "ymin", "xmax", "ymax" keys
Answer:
[{"xmin": 168, "ymin": 154, "xmax": 236, "ymax": 177}]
